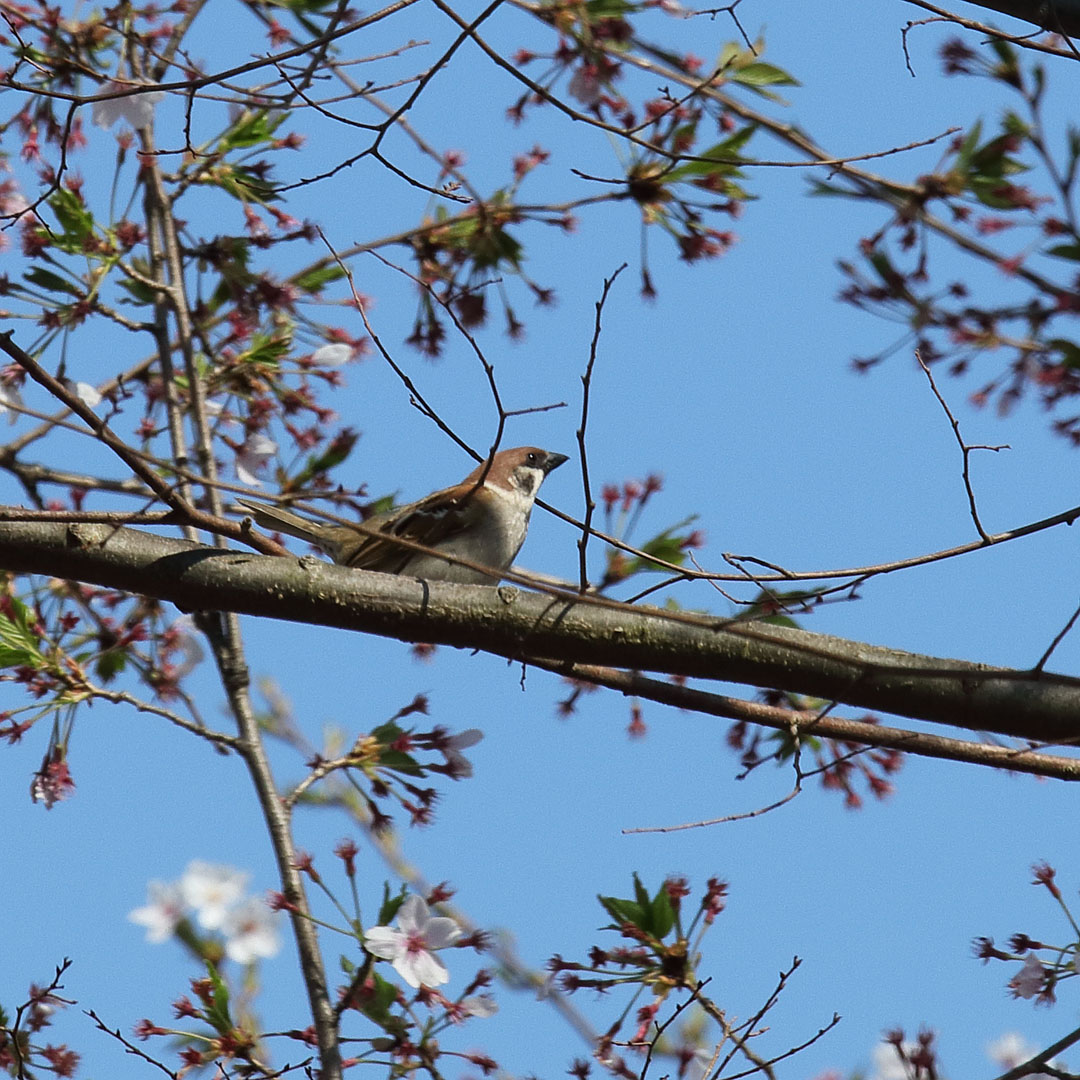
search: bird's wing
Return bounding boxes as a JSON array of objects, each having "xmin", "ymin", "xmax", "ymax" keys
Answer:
[{"xmin": 344, "ymin": 486, "xmax": 488, "ymax": 573}]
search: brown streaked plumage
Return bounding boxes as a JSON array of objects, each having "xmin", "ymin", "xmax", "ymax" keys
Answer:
[{"xmin": 238, "ymin": 446, "xmax": 568, "ymax": 584}]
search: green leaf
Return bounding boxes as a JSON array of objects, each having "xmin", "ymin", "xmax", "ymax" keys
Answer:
[
  {"xmin": 370, "ymin": 721, "xmax": 404, "ymax": 744},
  {"xmin": 1002, "ymin": 110, "xmax": 1030, "ymax": 138},
  {"xmin": 361, "ymin": 971, "xmax": 400, "ymax": 1023},
  {"xmin": 376, "ymin": 883, "xmax": 408, "ymax": 927},
  {"xmin": 94, "ymin": 649, "xmax": 127, "ymax": 683},
  {"xmin": 605, "ymin": 875, "xmax": 677, "ymax": 939},
  {"xmin": 716, "ymin": 39, "xmax": 759, "ymax": 72},
  {"xmin": 205, "ymin": 240, "xmax": 254, "ymax": 312},
  {"xmin": 367, "ymin": 494, "xmax": 397, "ymax": 516},
  {"xmin": 969, "ymin": 133, "xmax": 1028, "ymax": 178},
  {"xmin": 597, "ymin": 893, "xmax": 645, "ymax": 928},
  {"xmin": 665, "ymin": 125, "xmax": 757, "ymax": 181},
  {"xmin": 471, "ymin": 227, "xmax": 523, "ymax": 271},
  {"xmin": 867, "ymin": 251, "xmax": 911, "ymax": 298},
  {"xmin": 635, "ymin": 532, "xmax": 688, "ymax": 569},
  {"xmin": 237, "ymin": 333, "xmax": 290, "ymax": 368},
  {"xmin": 1048, "ymin": 339, "xmax": 1080, "ymax": 368},
  {"xmin": 649, "ymin": 884, "xmax": 676, "ymax": 939},
  {"xmin": 203, "ymin": 164, "xmax": 280, "ymax": 204},
  {"xmin": 1046, "ymin": 243, "xmax": 1080, "ymax": 261},
  {"xmin": 633, "ymin": 873, "xmax": 651, "ymax": 912},
  {"xmin": 1067, "ymin": 127, "xmax": 1080, "ymax": 175},
  {"xmin": 622, "ymin": 518, "xmax": 699, "ymax": 576},
  {"xmin": 954, "ymin": 121, "xmax": 983, "ymax": 175},
  {"xmin": 741, "ymin": 589, "xmax": 813, "ymax": 628},
  {"xmin": 968, "ymin": 176, "xmax": 1021, "ymax": 210},
  {"xmin": 218, "ymin": 110, "xmax": 288, "ymax": 152},
  {"xmin": 989, "ymin": 37, "xmax": 1018, "ymax": 69},
  {"xmin": 23, "ymin": 268, "xmax": 83, "ymax": 297},
  {"xmin": 807, "ymin": 178, "xmax": 857, "ymax": 198},
  {"xmin": 437, "ymin": 215, "xmax": 523, "ymax": 270},
  {"xmin": 0, "ymin": 598, "xmax": 44, "ymax": 669},
  {"xmin": 291, "ymin": 431, "xmax": 359, "ymax": 489},
  {"xmin": 377, "ymin": 749, "xmax": 424, "ymax": 777},
  {"xmin": 293, "ymin": 264, "xmax": 346, "ymax": 294},
  {"xmin": 731, "ymin": 62, "xmax": 798, "ymax": 87},
  {"xmin": 117, "ymin": 275, "xmax": 157, "ymax": 305},
  {"xmin": 47, "ymin": 189, "xmax": 95, "ymax": 252},
  {"xmin": 203, "ymin": 963, "xmax": 233, "ymax": 1033}
]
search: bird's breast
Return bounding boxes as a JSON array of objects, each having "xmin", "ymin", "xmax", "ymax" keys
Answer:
[{"xmin": 403, "ymin": 485, "xmax": 532, "ymax": 584}]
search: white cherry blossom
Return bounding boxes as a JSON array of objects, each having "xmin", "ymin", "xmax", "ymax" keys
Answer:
[
  {"xmin": 128, "ymin": 880, "xmax": 185, "ymax": 943},
  {"xmin": 180, "ymin": 861, "xmax": 249, "ymax": 930},
  {"xmin": 92, "ymin": 81, "xmax": 164, "ymax": 130},
  {"xmin": 222, "ymin": 897, "xmax": 281, "ymax": 964},
  {"xmin": 363, "ymin": 894, "xmax": 462, "ymax": 988}
]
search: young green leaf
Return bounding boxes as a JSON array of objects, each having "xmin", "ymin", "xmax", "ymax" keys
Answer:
[{"xmin": 203, "ymin": 963, "xmax": 233, "ymax": 1034}]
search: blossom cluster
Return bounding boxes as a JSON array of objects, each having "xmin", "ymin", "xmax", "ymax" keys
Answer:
[{"xmin": 129, "ymin": 860, "xmax": 281, "ymax": 965}]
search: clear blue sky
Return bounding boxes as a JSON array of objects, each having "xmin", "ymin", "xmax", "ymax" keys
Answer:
[{"xmin": 4, "ymin": 1, "xmax": 1080, "ymax": 1078}]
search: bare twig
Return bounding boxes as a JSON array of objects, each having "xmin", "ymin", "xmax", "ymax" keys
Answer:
[
  {"xmin": 577, "ymin": 265, "xmax": 626, "ymax": 592},
  {"xmin": 86, "ymin": 1009, "xmax": 179, "ymax": 1078},
  {"xmin": 1035, "ymin": 598, "xmax": 1080, "ymax": 673},
  {"xmin": 916, "ymin": 350, "xmax": 1007, "ymax": 542}
]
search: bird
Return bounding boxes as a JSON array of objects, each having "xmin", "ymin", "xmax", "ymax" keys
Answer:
[{"xmin": 237, "ymin": 446, "xmax": 568, "ymax": 585}]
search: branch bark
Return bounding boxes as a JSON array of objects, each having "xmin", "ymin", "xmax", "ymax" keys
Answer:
[
  {"xmin": 926, "ymin": 0, "xmax": 1080, "ymax": 37},
  {"xmin": 4, "ymin": 520, "xmax": 1080, "ymax": 745}
]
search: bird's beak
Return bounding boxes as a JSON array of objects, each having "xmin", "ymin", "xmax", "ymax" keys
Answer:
[{"xmin": 544, "ymin": 452, "xmax": 570, "ymax": 474}]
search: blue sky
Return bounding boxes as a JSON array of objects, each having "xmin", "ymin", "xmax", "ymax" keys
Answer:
[{"xmin": 4, "ymin": 1, "xmax": 1080, "ymax": 1078}]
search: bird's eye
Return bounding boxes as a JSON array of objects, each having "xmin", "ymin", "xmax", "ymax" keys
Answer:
[{"xmin": 526, "ymin": 452, "xmax": 540, "ymax": 465}]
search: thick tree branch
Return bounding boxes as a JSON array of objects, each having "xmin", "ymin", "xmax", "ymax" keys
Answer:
[
  {"xmin": 4, "ymin": 520, "xmax": 1080, "ymax": 745},
  {"xmin": 916, "ymin": 0, "xmax": 1080, "ymax": 37}
]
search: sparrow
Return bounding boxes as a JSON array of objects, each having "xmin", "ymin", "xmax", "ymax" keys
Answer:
[{"xmin": 237, "ymin": 446, "xmax": 568, "ymax": 585}]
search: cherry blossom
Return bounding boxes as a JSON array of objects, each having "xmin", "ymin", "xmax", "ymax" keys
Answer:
[
  {"xmin": 92, "ymin": 82, "xmax": 165, "ymax": 131},
  {"xmin": 181, "ymin": 861, "xmax": 249, "ymax": 930},
  {"xmin": 1009, "ymin": 953, "xmax": 1046, "ymax": 999},
  {"xmin": 441, "ymin": 729, "xmax": 483, "ymax": 779},
  {"xmin": 363, "ymin": 894, "xmax": 462, "ymax": 988},
  {"xmin": 128, "ymin": 881, "xmax": 186, "ymax": 943},
  {"xmin": 0, "ymin": 382, "xmax": 24, "ymax": 424},
  {"xmin": 221, "ymin": 897, "xmax": 281, "ymax": 963},
  {"xmin": 311, "ymin": 343, "xmax": 352, "ymax": 367},
  {"xmin": 235, "ymin": 433, "xmax": 277, "ymax": 486},
  {"xmin": 460, "ymin": 994, "xmax": 498, "ymax": 1018}
]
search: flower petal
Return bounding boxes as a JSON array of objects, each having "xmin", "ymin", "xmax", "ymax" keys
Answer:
[
  {"xmin": 311, "ymin": 343, "xmax": 352, "ymax": 367},
  {"xmin": 363, "ymin": 926, "xmax": 405, "ymax": 960},
  {"xmin": 395, "ymin": 894, "xmax": 428, "ymax": 934},
  {"xmin": 422, "ymin": 915, "xmax": 462, "ymax": 949},
  {"xmin": 395, "ymin": 948, "xmax": 449, "ymax": 988}
]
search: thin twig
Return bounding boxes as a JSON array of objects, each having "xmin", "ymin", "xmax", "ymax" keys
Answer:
[
  {"xmin": 916, "ymin": 350, "xmax": 1007, "ymax": 542},
  {"xmin": 1034, "ymin": 598, "xmax": 1080, "ymax": 673},
  {"xmin": 86, "ymin": 1009, "xmax": 179, "ymax": 1078},
  {"xmin": 577, "ymin": 265, "xmax": 626, "ymax": 592}
]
